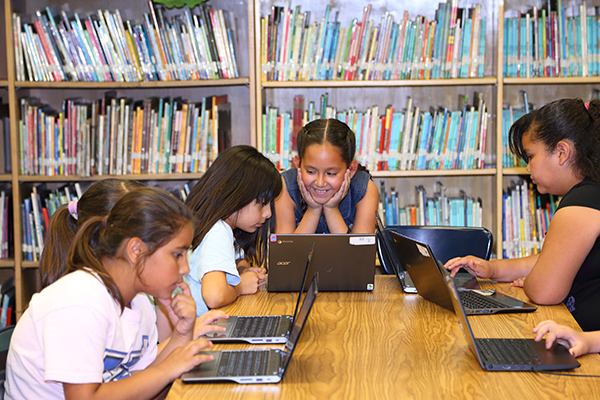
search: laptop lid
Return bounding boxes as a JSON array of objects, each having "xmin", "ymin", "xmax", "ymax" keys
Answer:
[
  {"xmin": 443, "ymin": 273, "xmax": 580, "ymax": 371},
  {"xmin": 387, "ymin": 230, "xmax": 537, "ymax": 314},
  {"xmin": 268, "ymin": 234, "xmax": 376, "ymax": 292},
  {"xmin": 376, "ymin": 215, "xmax": 417, "ymax": 293}
]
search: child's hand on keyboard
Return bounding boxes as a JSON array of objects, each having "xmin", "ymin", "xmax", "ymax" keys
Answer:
[
  {"xmin": 194, "ymin": 310, "xmax": 229, "ymax": 339},
  {"xmin": 533, "ymin": 320, "xmax": 600, "ymax": 357}
]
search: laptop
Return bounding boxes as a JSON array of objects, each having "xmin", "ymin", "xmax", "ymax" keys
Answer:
[
  {"xmin": 375, "ymin": 215, "xmax": 417, "ymax": 293},
  {"xmin": 388, "ymin": 230, "xmax": 538, "ymax": 315},
  {"xmin": 181, "ymin": 271, "xmax": 319, "ymax": 383},
  {"xmin": 444, "ymin": 274, "xmax": 580, "ymax": 371},
  {"xmin": 268, "ymin": 233, "xmax": 376, "ymax": 292},
  {"xmin": 205, "ymin": 243, "xmax": 315, "ymax": 344}
]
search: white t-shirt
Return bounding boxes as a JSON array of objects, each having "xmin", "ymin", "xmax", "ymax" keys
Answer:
[
  {"xmin": 184, "ymin": 220, "xmax": 241, "ymax": 317},
  {"xmin": 4, "ymin": 270, "xmax": 158, "ymax": 400}
]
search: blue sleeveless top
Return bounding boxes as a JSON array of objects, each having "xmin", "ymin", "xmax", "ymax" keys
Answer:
[{"xmin": 281, "ymin": 168, "xmax": 370, "ymax": 233}]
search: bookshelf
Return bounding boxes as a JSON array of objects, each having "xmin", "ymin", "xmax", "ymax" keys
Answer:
[
  {"xmin": 3, "ymin": 0, "xmax": 257, "ymax": 318},
  {"xmin": 5, "ymin": 0, "xmax": 600, "ymax": 319}
]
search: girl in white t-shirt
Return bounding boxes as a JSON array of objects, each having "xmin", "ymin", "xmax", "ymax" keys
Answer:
[
  {"xmin": 5, "ymin": 187, "xmax": 213, "ymax": 400},
  {"xmin": 183, "ymin": 145, "xmax": 283, "ymax": 317}
]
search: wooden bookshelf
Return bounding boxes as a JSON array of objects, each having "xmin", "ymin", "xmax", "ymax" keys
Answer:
[{"xmin": 3, "ymin": 0, "xmax": 257, "ymax": 318}]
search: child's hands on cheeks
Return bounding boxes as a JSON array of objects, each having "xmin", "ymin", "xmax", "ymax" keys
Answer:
[
  {"xmin": 533, "ymin": 320, "xmax": 589, "ymax": 357},
  {"xmin": 324, "ymin": 169, "xmax": 351, "ymax": 209},
  {"xmin": 157, "ymin": 281, "xmax": 197, "ymax": 340},
  {"xmin": 297, "ymin": 169, "xmax": 322, "ymax": 210}
]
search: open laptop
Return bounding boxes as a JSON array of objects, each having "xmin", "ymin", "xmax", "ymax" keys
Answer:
[
  {"xmin": 444, "ymin": 274, "xmax": 580, "ymax": 371},
  {"xmin": 268, "ymin": 233, "xmax": 376, "ymax": 292},
  {"xmin": 388, "ymin": 230, "xmax": 538, "ymax": 315},
  {"xmin": 205, "ymin": 243, "xmax": 315, "ymax": 344},
  {"xmin": 181, "ymin": 271, "xmax": 319, "ymax": 383}
]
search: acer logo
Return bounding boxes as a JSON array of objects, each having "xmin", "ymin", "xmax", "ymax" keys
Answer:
[{"xmin": 277, "ymin": 261, "xmax": 291, "ymax": 265}]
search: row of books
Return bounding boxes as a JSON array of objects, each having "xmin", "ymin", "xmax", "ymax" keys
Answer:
[
  {"xmin": 262, "ymin": 93, "xmax": 490, "ymax": 172},
  {"xmin": 19, "ymin": 93, "xmax": 231, "ymax": 177},
  {"xmin": 502, "ymin": 180, "xmax": 560, "ymax": 259},
  {"xmin": 21, "ymin": 181, "xmax": 194, "ymax": 261},
  {"xmin": 21, "ymin": 185, "xmax": 81, "ymax": 261},
  {"xmin": 378, "ymin": 181, "xmax": 483, "ymax": 227},
  {"xmin": 261, "ymin": 1, "xmax": 487, "ymax": 81},
  {"xmin": 13, "ymin": 2, "xmax": 239, "ymax": 82},
  {"xmin": 504, "ymin": 1, "xmax": 600, "ymax": 78}
]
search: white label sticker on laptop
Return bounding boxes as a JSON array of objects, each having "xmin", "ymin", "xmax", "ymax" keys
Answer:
[
  {"xmin": 416, "ymin": 243, "xmax": 431, "ymax": 258},
  {"xmin": 349, "ymin": 236, "xmax": 376, "ymax": 245}
]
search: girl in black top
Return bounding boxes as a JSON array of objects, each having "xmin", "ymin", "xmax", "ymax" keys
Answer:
[{"xmin": 445, "ymin": 98, "xmax": 600, "ymax": 331}]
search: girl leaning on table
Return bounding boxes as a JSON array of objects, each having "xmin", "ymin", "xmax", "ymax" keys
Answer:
[
  {"xmin": 274, "ymin": 118, "xmax": 379, "ymax": 234},
  {"xmin": 39, "ymin": 178, "xmax": 228, "ymax": 343},
  {"xmin": 5, "ymin": 187, "xmax": 213, "ymax": 400},
  {"xmin": 445, "ymin": 98, "xmax": 600, "ymax": 332},
  {"xmin": 183, "ymin": 145, "xmax": 282, "ymax": 317}
]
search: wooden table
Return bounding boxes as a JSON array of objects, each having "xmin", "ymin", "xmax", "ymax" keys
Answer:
[{"xmin": 166, "ymin": 275, "xmax": 600, "ymax": 400}]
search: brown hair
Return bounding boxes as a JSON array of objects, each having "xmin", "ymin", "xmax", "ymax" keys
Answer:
[
  {"xmin": 40, "ymin": 179, "xmax": 145, "ymax": 288},
  {"xmin": 66, "ymin": 186, "xmax": 193, "ymax": 311}
]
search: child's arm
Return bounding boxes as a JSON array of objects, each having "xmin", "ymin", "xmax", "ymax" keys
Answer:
[
  {"xmin": 201, "ymin": 269, "xmax": 265, "ymax": 309},
  {"xmin": 62, "ymin": 338, "xmax": 213, "ymax": 400},
  {"xmin": 523, "ymin": 206, "xmax": 600, "ymax": 304},
  {"xmin": 534, "ymin": 320, "xmax": 600, "ymax": 357},
  {"xmin": 348, "ymin": 179, "xmax": 379, "ymax": 234},
  {"xmin": 445, "ymin": 254, "xmax": 538, "ymax": 282}
]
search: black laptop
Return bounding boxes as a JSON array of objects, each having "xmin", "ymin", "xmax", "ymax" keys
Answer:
[
  {"xmin": 388, "ymin": 230, "xmax": 538, "ymax": 315},
  {"xmin": 444, "ymin": 274, "xmax": 580, "ymax": 371},
  {"xmin": 268, "ymin": 233, "xmax": 376, "ymax": 292},
  {"xmin": 181, "ymin": 272, "xmax": 319, "ymax": 383}
]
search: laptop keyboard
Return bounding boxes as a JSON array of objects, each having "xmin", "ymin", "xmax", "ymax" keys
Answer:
[
  {"xmin": 216, "ymin": 350, "xmax": 271, "ymax": 377},
  {"xmin": 476, "ymin": 339, "xmax": 543, "ymax": 365},
  {"xmin": 459, "ymin": 290, "xmax": 510, "ymax": 310},
  {"xmin": 232, "ymin": 316, "xmax": 280, "ymax": 338}
]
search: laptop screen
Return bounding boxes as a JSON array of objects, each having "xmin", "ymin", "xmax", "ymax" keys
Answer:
[
  {"xmin": 282, "ymin": 272, "xmax": 319, "ymax": 369},
  {"xmin": 443, "ymin": 274, "xmax": 486, "ymax": 365}
]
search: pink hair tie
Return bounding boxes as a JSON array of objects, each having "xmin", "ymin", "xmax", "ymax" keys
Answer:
[
  {"xmin": 68, "ymin": 200, "xmax": 78, "ymax": 219},
  {"xmin": 585, "ymin": 102, "xmax": 590, "ymax": 110}
]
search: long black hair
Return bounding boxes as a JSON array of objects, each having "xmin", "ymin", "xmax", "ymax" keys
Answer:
[
  {"xmin": 185, "ymin": 145, "xmax": 282, "ymax": 266},
  {"xmin": 509, "ymin": 98, "xmax": 600, "ymax": 182}
]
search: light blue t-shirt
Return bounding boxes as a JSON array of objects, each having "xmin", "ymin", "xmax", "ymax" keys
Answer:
[{"xmin": 183, "ymin": 220, "xmax": 241, "ymax": 317}]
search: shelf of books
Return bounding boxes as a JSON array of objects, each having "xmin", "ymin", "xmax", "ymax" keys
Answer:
[
  {"xmin": 4, "ymin": 0, "xmax": 256, "ymax": 318},
  {"xmin": 255, "ymin": 0, "xmax": 500, "ymax": 244},
  {"xmin": 500, "ymin": 0, "xmax": 600, "ymax": 260}
]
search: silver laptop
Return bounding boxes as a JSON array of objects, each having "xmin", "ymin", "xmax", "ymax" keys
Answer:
[
  {"xmin": 445, "ymin": 274, "xmax": 580, "ymax": 371},
  {"xmin": 388, "ymin": 231, "xmax": 538, "ymax": 315},
  {"xmin": 205, "ymin": 243, "xmax": 315, "ymax": 344},
  {"xmin": 268, "ymin": 233, "xmax": 376, "ymax": 292},
  {"xmin": 181, "ymin": 272, "xmax": 319, "ymax": 384}
]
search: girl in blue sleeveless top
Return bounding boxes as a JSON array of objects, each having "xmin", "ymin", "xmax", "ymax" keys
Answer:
[{"xmin": 275, "ymin": 119, "xmax": 379, "ymax": 234}]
